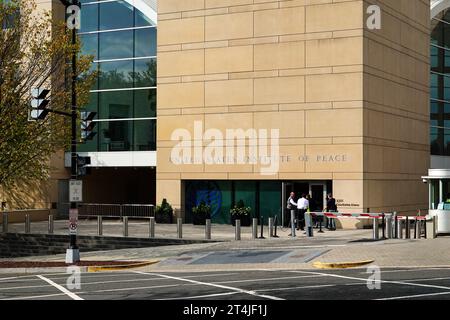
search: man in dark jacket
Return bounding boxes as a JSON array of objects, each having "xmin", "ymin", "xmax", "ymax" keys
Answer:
[{"xmin": 325, "ymin": 193, "xmax": 337, "ymax": 230}]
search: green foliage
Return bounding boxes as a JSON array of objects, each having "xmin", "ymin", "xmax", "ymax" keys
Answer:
[
  {"xmin": 230, "ymin": 199, "xmax": 251, "ymax": 217},
  {"xmin": 192, "ymin": 201, "xmax": 211, "ymax": 217},
  {"xmin": 155, "ymin": 198, "xmax": 174, "ymax": 217},
  {"xmin": 0, "ymin": 0, "xmax": 96, "ymax": 189}
]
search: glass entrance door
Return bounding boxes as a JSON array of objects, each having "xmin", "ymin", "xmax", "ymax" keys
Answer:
[{"xmin": 309, "ymin": 183, "xmax": 327, "ymax": 212}]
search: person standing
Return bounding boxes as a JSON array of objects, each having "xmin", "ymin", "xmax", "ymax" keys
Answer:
[
  {"xmin": 325, "ymin": 193, "xmax": 337, "ymax": 230},
  {"xmin": 297, "ymin": 193, "xmax": 309, "ymax": 231},
  {"xmin": 287, "ymin": 192, "xmax": 297, "ymax": 229}
]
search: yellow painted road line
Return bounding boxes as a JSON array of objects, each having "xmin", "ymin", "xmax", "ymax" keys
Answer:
[
  {"xmin": 313, "ymin": 260, "xmax": 375, "ymax": 269},
  {"xmin": 87, "ymin": 260, "xmax": 159, "ymax": 272}
]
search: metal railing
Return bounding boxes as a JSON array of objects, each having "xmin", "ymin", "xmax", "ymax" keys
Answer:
[{"xmin": 77, "ymin": 203, "xmax": 155, "ymax": 218}]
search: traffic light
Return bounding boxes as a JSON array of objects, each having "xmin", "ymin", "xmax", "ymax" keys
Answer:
[
  {"xmin": 29, "ymin": 88, "xmax": 50, "ymax": 121},
  {"xmin": 76, "ymin": 155, "xmax": 91, "ymax": 177},
  {"xmin": 80, "ymin": 111, "xmax": 97, "ymax": 141}
]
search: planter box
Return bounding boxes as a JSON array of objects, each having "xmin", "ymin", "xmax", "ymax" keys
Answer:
[
  {"xmin": 192, "ymin": 213, "xmax": 211, "ymax": 225},
  {"xmin": 231, "ymin": 215, "xmax": 251, "ymax": 227},
  {"xmin": 155, "ymin": 212, "xmax": 173, "ymax": 224}
]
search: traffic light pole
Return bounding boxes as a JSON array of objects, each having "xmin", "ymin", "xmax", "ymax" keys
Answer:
[{"xmin": 65, "ymin": 0, "xmax": 80, "ymax": 264}]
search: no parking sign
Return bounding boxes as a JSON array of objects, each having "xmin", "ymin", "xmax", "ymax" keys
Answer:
[{"xmin": 69, "ymin": 208, "xmax": 78, "ymax": 235}]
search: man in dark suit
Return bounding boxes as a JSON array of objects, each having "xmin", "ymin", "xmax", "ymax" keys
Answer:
[{"xmin": 325, "ymin": 193, "xmax": 337, "ymax": 230}]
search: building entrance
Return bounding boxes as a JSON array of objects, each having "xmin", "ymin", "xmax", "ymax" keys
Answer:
[{"xmin": 281, "ymin": 181, "xmax": 329, "ymax": 227}]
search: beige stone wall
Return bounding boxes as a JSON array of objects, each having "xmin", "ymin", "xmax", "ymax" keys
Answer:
[
  {"xmin": 157, "ymin": 0, "xmax": 430, "ymax": 217},
  {"xmin": 157, "ymin": 0, "xmax": 367, "ymax": 211},
  {"xmin": 363, "ymin": 0, "xmax": 430, "ymax": 214}
]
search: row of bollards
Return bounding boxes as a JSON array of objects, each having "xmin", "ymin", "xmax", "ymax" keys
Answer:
[{"xmin": 376, "ymin": 212, "xmax": 433, "ymax": 240}]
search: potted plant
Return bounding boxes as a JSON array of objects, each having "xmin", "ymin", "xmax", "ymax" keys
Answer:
[
  {"xmin": 155, "ymin": 198, "xmax": 173, "ymax": 224},
  {"xmin": 230, "ymin": 199, "xmax": 252, "ymax": 226},
  {"xmin": 191, "ymin": 201, "xmax": 211, "ymax": 225}
]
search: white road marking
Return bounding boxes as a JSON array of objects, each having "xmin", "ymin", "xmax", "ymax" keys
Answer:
[
  {"xmin": 288, "ymin": 270, "xmax": 450, "ymax": 292},
  {"xmin": 89, "ymin": 283, "xmax": 180, "ymax": 293},
  {"xmin": 404, "ymin": 277, "xmax": 450, "ymax": 283},
  {"xmin": 1, "ymin": 293, "xmax": 68, "ymax": 300},
  {"xmin": 212, "ymin": 275, "xmax": 325, "ymax": 285},
  {"xmin": 362, "ymin": 268, "xmax": 450, "ymax": 274},
  {"xmin": 134, "ymin": 271, "xmax": 284, "ymax": 300},
  {"xmin": 376, "ymin": 291, "xmax": 450, "ymax": 300},
  {"xmin": 160, "ymin": 292, "xmax": 239, "ymax": 300},
  {"xmin": 0, "ymin": 284, "xmax": 52, "ymax": 291},
  {"xmin": 36, "ymin": 275, "xmax": 84, "ymax": 300},
  {"xmin": 256, "ymin": 284, "xmax": 336, "ymax": 292}
]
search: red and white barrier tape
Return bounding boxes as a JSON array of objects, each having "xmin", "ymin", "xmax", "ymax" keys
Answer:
[{"xmin": 311, "ymin": 212, "xmax": 426, "ymax": 220}]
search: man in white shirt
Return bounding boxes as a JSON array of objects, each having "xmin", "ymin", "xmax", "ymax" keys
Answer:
[{"xmin": 297, "ymin": 193, "xmax": 309, "ymax": 231}]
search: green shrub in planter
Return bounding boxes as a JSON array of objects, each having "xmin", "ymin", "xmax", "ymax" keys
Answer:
[
  {"xmin": 191, "ymin": 201, "xmax": 211, "ymax": 225},
  {"xmin": 155, "ymin": 198, "xmax": 173, "ymax": 224},
  {"xmin": 230, "ymin": 199, "xmax": 252, "ymax": 226}
]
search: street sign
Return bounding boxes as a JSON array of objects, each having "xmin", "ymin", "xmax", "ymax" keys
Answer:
[
  {"xmin": 69, "ymin": 180, "xmax": 83, "ymax": 202},
  {"xmin": 69, "ymin": 208, "xmax": 78, "ymax": 235}
]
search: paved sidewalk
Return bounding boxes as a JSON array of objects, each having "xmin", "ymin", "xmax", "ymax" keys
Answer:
[{"xmin": 2, "ymin": 221, "xmax": 450, "ymax": 272}]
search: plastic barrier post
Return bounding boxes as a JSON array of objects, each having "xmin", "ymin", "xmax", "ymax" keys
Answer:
[
  {"xmin": 258, "ymin": 217, "xmax": 265, "ymax": 239},
  {"xmin": 273, "ymin": 215, "xmax": 279, "ymax": 238}
]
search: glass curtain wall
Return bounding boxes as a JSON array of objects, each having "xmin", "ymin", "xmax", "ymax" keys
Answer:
[
  {"xmin": 431, "ymin": 10, "xmax": 450, "ymax": 156},
  {"xmin": 77, "ymin": 0, "xmax": 156, "ymax": 152}
]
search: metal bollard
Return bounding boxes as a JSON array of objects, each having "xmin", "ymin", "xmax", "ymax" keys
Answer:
[
  {"xmin": 385, "ymin": 215, "xmax": 392, "ymax": 239},
  {"xmin": 252, "ymin": 218, "xmax": 258, "ymax": 240},
  {"xmin": 381, "ymin": 213, "xmax": 385, "ymax": 239},
  {"xmin": 205, "ymin": 219, "xmax": 211, "ymax": 240},
  {"xmin": 405, "ymin": 217, "xmax": 410, "ymax": 239},
  {"xmin": 235, "ymin": 219, "xmax": 241, "ymax": 240},
  {"xmin": 48, "ymin": 215, "xmax": 54, "ymax": 234},
  {"xmin": 123, "ymin": 216, "xmax": 128, "ymax": 237},
  {"xmin": 372, "ymin": 217, "xmax": 379, "ymax": 240},
  {"xmin": 2, "ymin": 212, "xmax": 8, "ymax": 233},
  {"xmin": 397, "ymin": 219, "xmax": 403, "ymax": 239},
  {"xmin": 268, "ymin": 217, "xmax": 274, "ymax": 238},
  {"xmin": 318, "ymin": 214, "xmax": 324, "ymax": 233},
  {"xmin": 393, "ymin": 212, "xmax": 398, "ymax": 238},
  {"xmin": 97, "ymin": 216, "xmax": 103, "ymax": 236},
  {"xmin": 25, "ymin": 214, "xmax": 31, "ymax": 234},
  {"xmin": 305, "ymin": 212, "xmax": 313, "ymax": 237},
  {"xmin": 177, "ymin": 218, "xmax": 182, "ymax": 239},
  {"xmin": 290, "ymin": 210, "xmax": 296, "ymax": 237},
  {"xmin": 149, "ymin": 217, "xmax": 155, "ymax": 238}
]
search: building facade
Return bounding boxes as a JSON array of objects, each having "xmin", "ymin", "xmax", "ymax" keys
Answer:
[
  {"xmin": 155, "ymin": 0, "xmax": 430, "ymax": 225},
  {"xmin": 24, "ymin": 0, "xmax": 439, "ymax": 226}
]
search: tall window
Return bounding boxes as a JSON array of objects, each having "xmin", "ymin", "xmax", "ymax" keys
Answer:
[
  {"xmin": 431, "ymin": 9, "xmax": 450, "ymax": 156},
  {"xmin": 77, "ymin": 0, "xmax": 157, "ymax": 152}
]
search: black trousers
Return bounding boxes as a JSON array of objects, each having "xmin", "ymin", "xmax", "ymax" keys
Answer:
[{"xmin": 297, "ymin": 209, "xmax": 306, "ymax": 230}]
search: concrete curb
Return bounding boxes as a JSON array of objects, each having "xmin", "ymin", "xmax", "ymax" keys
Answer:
[
  {"xmin": 87, "ymin": 260, "xmax": 160, "ymax": 272},
  {"xmin": 312, "ymin": 260, "xmax": 375, "ymax": 269},
  {"xmin": 0, "ymin": 260, "xmax": 160, "ymax": 275}
]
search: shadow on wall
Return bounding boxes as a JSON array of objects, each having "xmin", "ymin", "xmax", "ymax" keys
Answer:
[{"xmin": 0, "ymin": 179, "xmax": 52, "ymax": 210}]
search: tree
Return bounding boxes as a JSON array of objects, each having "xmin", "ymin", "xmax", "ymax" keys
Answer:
[{"xmin": 0, "ymin": 0, "xmax": 96, "ymax": 198}]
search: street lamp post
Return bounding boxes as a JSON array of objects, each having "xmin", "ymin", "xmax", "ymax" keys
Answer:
[{"xmin": 60, "ymin": 0, "xmax": 81, "ymax": 264}]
